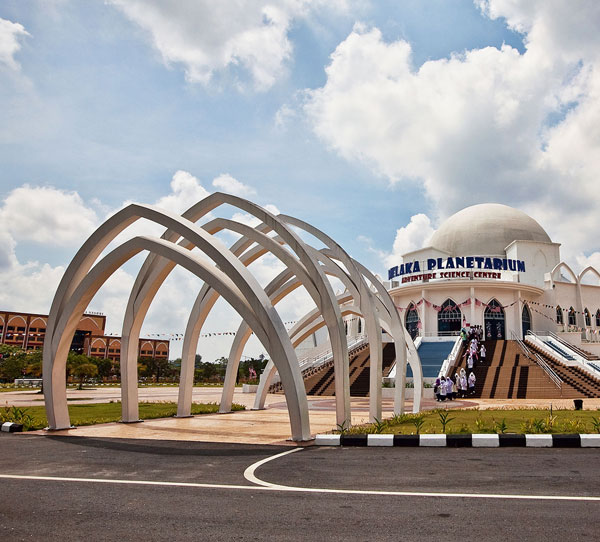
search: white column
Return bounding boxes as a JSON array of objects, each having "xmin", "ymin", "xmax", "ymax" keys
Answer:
[
  {"xmin": 470, "ymin": 287, "xmax": 475, "ymax": 327},
  {"xmin": 515, "ymin": 290, "xmax": 522, "ymax": 339}
]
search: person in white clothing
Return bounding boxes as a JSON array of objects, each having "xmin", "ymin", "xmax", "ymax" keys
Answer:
[
  {"xmin": 467, "ymin": 352, "xmax": 474, "ymax": 370},
  {"xmin": 446, "ymin": 376, "xmax": 454, "ymax": 400},
  {"xmin": 459, "ymin": 368, "xmax": 467, "ymax": 398},
  {"xmin": 480, "ymin": 344, "xmax": 486, "ymax": 363},
  {"xmin": 439, "ymin": 376, "xmax": 447, "ymax": 401},
  {"xmin": 468, "ymin": 371, "xmax": 476, "ymax": 395}
]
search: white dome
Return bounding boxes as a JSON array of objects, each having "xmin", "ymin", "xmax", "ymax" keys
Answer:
[{"xmin": 429, "ymin": 203, "xmax": 551, "ymax": 256}]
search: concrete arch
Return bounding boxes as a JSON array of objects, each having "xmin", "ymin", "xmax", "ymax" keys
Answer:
[
  {"xmin": 120, "ymin": 195, "xmax": 351, "ymax": 428},
  {"xmin": 347, "ymin": 258, "xmax": 421, "ymax": 414},
  {"xmin": 175, "ymin": 220, "xmax": 359, "ymax": 419},
  {"xmin": 579, "ymin": 266, "xmax": 600, "ymax": 286},
  {"xmin": 550, "ymin": 261, "xmax": 578, "ymax": 285},
  {"xmin": 44, "ymin": 235, "xmax": 311, "ymax": 441},
  {"xmin": 43, "ymin": 203, "xmax": 307, "ymax": 427},
  {"xmin": 266, "ymin": 282, "xmax": 422, "ymax": 414},
  {"xmin": 279, "ymin": 216, "xmax": 386, "ymax": 421},
  {"xmin": 216, "ymin": 256, "xmax": 359, "ymax": 416}
]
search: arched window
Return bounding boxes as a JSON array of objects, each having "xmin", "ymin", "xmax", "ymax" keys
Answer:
[
  {"xmin": 405, "ymin": 303, "xmax": 420, "ymax": 340},
  {"xmin": 568, "ymin": 307, "xmax": 576, "ymax": 326},
  {"xmin": 584, "ymin": 308, "xmax": 591, "ymax": 327},
  {"xmin": 484, "ymin": 299, "xmax": 506, "ymax": 340},
  {"xmin": 556, "ymin": 306, "xmax": 563, "ymax": 324},
  {"xmin": 344, "ymin": 321, "xmax": 348, "ymax": 335},
  {"xmin": 357, "ymin": 318, "xmax": 362, "ymax": 334},
  {"xmin": 596, "ymin": 309, "xmax": 600, "ymax": 328},
  {"xmin": 437, "ymin": 299, "xmax": 462, "ymax": 335}
]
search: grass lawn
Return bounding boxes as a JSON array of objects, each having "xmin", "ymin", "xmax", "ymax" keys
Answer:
[
  {"xmin": 340, "ymin": 408, "xmax": 600, "ymax": 435},
  {"xmin": 0, "ymin": 401, "xmax": 245, "ymax": 431}
]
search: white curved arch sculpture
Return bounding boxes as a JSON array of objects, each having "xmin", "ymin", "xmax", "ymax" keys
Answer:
[
  {"xmin": 120, "ymin": 194, "xmax": 351, "ymax": 428},
  {"xmin": 44, "ymin": 193, "xmax": 422, "ymax": 441}
]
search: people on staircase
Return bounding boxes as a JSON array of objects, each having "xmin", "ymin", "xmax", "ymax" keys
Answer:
[
  {"xmin": 459, "ymin": 368, "xmax": 467, "ymax": 398},
  {"xmin": 468, "ymin": 371, "xmax": 476, "ymax": 395}
]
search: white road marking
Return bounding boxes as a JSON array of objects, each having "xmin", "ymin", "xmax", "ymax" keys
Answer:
[
  {"xmin": 2, "ymin": 447, "xmax": 600, "ymax": 503},
  {"xmin": 243, "ymin": 447, "xmax": 301, "ymax": 487}
]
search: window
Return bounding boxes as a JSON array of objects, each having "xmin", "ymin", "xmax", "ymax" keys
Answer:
[
  {"xmin": 437, "ymin": 299, "xmax": 462, "ymax": 334},
  {"xmin": 556, "ymin": 306, "xmax": 563, "ymax": 324},
  {"xmin": 585, "ymin": 308, "xmax": 591, "ymax": 327},
  {"xmin": 357, "ymin": 319, "xmax": 362, "ymax": 334},
  {"xmin": 405, "ymin": 303, "xmax": 420, "ymax": 340},
  {"xmin": 568, "ymin": 307, "xmax": 576, "ymax": 326},
  {"xmin": 596, "ymin": 310, "xmax": 600, "ymax": 328},
  {"xmin": 91, "ymin": 348, "xmax": 97, "ymax": 352}
]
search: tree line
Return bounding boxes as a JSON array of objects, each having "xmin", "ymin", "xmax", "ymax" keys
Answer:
[{"xmin": 0, "ymin": 344, "xmax": 268, "ymax": 388}]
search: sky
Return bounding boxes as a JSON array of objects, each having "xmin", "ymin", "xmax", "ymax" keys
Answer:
[{"xmin": 1, "ymin": 0, "xmax": 599, "ymax": 361}]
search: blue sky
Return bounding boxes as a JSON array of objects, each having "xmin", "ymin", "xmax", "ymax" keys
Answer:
[{"xmin": 1, "ymin": 1, "xmax": 599, "ymax": 359}]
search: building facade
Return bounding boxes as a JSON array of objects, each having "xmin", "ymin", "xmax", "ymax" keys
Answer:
[
  {"xmin": 384, "ymin": 204, "xmax": 600, "ymax": 353},
  {"xmin": 0, "ymin": 310, "xmax": 169, "ymax": 362}
]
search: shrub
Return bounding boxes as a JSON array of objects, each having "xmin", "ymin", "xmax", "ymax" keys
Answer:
[
  {"xmin": 493, "ymin": 418, "xmax": 508, "ymax": 434},
  {"xmin": 438, "ymin": 411, "xmax": 455, "ymax": 434},
  {"xmin": 411, "ymin": 415, "xmax": 426, "ymax": 434},
  {"xmin": 560, "ymin": 419, "xmax": 587, "ymax": 434},
  {"xmin": 372, "ymin": 418, "xmax": 387, "ymax": 434},
  {"xmin": 0, "ymin": 405, "xmax": 35, "ymax": 430}
]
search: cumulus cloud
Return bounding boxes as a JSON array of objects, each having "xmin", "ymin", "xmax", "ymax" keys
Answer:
[
  {"xmin": 0, "ymin": 184, "xmax": 99, "ymax": 246},
  {"xmin": 386, "ymin": 214, "xmax": 435, "ymax": 268},
  {"xmin": 154, "ymin": 169, "xmax": 212, "ymax": 214},
  {"xmin": 109, "ymin": 0, "xmax": 346, "ymax": 90},
  {"xmin": 0, "ymin": 184, "xmax": 98, "ymax": 313},
  {"xmin": 212, "ymin": 173, "xmax": 256, "ymax": 197},
  {"xmin": 305, "ymin": 2, "xmax": 600, "ymax": 270},
  {"xmin": 0, "ymin": 18, "xmax": 29, "ymax": 71}
]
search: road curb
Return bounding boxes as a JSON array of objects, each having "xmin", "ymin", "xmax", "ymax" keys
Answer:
[
  {"xmin": 314, "ymin": 433, "xmax": 600, "ymax": 447},
  {"xmin": 1, "ymin": 422, "xmax": 24, "ymax": 433}
]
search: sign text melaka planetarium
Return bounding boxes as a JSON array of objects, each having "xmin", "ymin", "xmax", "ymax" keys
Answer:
[{"xmin": 388, "ymin": 256, "xmax": 526, "ymax": 283}]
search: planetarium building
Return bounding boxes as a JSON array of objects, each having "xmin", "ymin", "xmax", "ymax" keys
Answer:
[{"xmin": 386, "ymin": 203, "xmax": 600, "ymax": 351}]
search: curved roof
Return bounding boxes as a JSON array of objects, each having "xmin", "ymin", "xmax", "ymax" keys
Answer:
[{"xmin": 429, "ymin": 203, "xmax": 552, "ymax": 256}]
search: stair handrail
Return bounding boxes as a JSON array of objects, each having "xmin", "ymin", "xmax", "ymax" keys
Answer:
[
  {"xmin": 296, "ymin": 334, "xmax": 367, "ymax": 371},
  {"xmin": 511, "ymin": 331, "xmax": 562, "ymax": 392},
  {"xmin": 438, "ymin": 336, "xmax": 462, "ymax": 379},
  {"xmin": 535, "ymin": 329, "xmax": 599, "ymax": 361}
]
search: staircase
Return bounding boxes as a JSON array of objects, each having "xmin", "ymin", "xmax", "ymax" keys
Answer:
[
  {"xmin": 447, "ymin": 339, "xmax": 600, "ymax": 399},
  {"xmin": 272, "ymin": 342, "xmax": 397, "ymax": 396}
]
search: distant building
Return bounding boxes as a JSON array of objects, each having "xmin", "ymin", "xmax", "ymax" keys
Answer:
[{"xmin": 0, "ymin": 310, "xmax": 169, "ymax": 362}]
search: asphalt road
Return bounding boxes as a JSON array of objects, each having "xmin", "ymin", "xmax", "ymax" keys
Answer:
[{"xmin": 1, "ymin": 433, "xmax": 599, "ymax": 541}]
